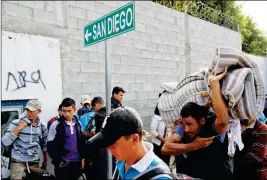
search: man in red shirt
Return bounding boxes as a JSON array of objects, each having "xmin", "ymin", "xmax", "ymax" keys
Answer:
[{"xmin": 234, "ymin": 118, "xmax": 267, "ymax": 180}]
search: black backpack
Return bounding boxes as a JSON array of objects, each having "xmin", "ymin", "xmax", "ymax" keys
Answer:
[
  {"xmin": 135, "ymin": 167, "xmax": 177, "ymax": 180},
  {"xmin": 113, "ymin": 165, "xmax": 177, "ymax": 180},
  {"xmin": 1, "ymin": 127, "xmax": 13, "ymax": 158}
]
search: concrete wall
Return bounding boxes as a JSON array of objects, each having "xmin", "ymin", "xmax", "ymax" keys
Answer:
[
  {"xmin": 1, "ymin": 1, "xmax": 241, "ymax": 129},
  {"xmin": 246, "ymin": 54, "xmax": 267, "ymax": 95}
]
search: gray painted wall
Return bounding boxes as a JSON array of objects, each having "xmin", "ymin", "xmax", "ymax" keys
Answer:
[{"xmin": 246, "ymin": 54, "xmax": 267, "ymax": 95}]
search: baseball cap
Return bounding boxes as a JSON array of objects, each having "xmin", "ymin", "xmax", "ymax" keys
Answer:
[
  {"xmin": 25, "ymin": 99, "xmax": 42, "ymax": 111},
  {"xmin": 88, "ymin": 106, "xmax": 143, "ymax": 149},
  {"xmin": 81, "ymin": 95, "xmax": 92, "ymax": 105}
]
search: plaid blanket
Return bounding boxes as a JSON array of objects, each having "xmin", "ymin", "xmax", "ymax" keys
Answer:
[{"xmin": 158, "ymin": 46, "xmax": 265, "ymax": 128}]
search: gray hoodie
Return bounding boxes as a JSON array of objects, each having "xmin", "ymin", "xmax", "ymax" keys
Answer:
[{"xmin": 1, "ymin": 116, "xmax": 48, "ymax": 162}]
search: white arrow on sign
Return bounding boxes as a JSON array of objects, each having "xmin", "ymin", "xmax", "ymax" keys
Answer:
[{"xmin": 84, "ymin": 29, "xmax": 92, "ymax": 42}]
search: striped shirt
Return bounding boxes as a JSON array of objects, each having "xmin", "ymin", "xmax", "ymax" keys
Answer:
[
  {"xmin": 1, "ymin": 116, "xmax": 48, "ymax": 162},
  {"xmin": 234, "ymin": 120, "xmax": 267, "ymax": 179}
]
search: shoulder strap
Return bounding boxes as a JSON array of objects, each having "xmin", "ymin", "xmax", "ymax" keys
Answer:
[
  {"xmin": 135, "ymin": 166, "xmax": 176, "ymax": 180},
  {"xmin": 77, "ymin": 109, "xmax": 83, "ymax": 118},
  {"xmin": 112, "ymin": 167, "xmax": 120, "ymax": 180},
  {"xmin": 51, "ymin": 117, "xmax": 56, "ymax": 123}
]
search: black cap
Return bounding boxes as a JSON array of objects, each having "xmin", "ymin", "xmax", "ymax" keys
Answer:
[{"xmin": 88, "ymin": 106, "xmax": 143, "ymax": 149}]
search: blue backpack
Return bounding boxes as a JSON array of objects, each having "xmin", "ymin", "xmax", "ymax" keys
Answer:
[{"xmin": 77, "ymin": 108, "xmax": 95, "ymax": 133}]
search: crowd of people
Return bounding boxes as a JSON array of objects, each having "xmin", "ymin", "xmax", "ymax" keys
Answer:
[{"xmin": 1, "ymin": 72, "xmax": 267, "ymax": 180}]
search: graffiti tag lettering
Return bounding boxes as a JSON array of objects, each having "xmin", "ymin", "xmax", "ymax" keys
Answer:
[{"xmin": 6, "ymin": 70, "xmax": 46, "ymax": 91}]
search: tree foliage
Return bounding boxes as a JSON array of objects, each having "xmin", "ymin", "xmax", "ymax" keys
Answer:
[{"xmin": 153, "ymin": 0, "xmax": 267, "ymax": 56}]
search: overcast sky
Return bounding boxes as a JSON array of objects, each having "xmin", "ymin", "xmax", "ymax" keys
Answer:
[{"xmin": 236, "ymin": 1, "xmax": 267, "ymax": 36}]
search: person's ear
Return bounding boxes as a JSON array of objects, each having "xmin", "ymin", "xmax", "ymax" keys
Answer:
[
  {"xmin": 131, "ymin": 134, "xmax": 139, "ymax": 144},
  {"xmin": 38, "ymin": 110, "xmax": 42, "ymax": 113},
  {"xmin": 199, "ymin": 118, "xmax": 206, "ymax": 125}
]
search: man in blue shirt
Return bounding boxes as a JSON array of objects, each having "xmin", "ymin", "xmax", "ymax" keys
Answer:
[
  {"xmin": 162, "ymin": 68, "xmax": 232, "ymax": 180},
  {"xmin": 88, "ymin": 107, "xmax": 176, "ymax": 179}
]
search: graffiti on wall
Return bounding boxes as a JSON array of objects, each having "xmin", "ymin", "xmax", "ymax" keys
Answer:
[
  {"xmin": 5, "ymin": 70, "xmax": 46, "ymax": 92},
  {"xmin": 2, "ymin": 31, "xmax": 63, "ymax": 102}
]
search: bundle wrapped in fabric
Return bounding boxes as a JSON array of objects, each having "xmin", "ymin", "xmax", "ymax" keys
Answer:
[{"xmin": 158, "ymin": 46, "xmax": 265, "ymax": 128}]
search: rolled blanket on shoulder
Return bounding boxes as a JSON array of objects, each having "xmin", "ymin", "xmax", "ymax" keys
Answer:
[{"xmin": 158, "ymin": 46, "xmax": 265, "ymax": 128}]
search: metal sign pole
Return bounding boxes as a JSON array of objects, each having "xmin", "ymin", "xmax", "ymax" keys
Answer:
[
  {"xmin": 105, "ymin": 39, "xmax": 112, "ymax": 179},
  {"xmin": 84, "ymin": 2, "xmax": 135, "ymax": 178}
]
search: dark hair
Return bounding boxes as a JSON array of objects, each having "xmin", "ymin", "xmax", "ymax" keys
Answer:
[
  {"xmin": 112, "ymin": 86, "xmax": 125, "ymax": 95},
  {"xmin": 58, "ymin": 104, "xmax": 62, "ymax": 111},
  {"xmin": 154, "ymin": 104, "xmax": 160, "ymax": 116},
  {"xmin": 91, "ymin": 96, "xmax": 104, "ymax": 107},
  {"xmin": 154, "ymin": 93, "xmax": 163, "ymax": 116},
  {"xmin": 61, "ymin": 98, "xmax": 76, "ymax": 108},
  {"xmin": 180, "ymin": 102, "xmax": 208, "ymax": 123},
  {"xmin": 124, "ymin": 131, "xmax": 143, "ymax": 140}
]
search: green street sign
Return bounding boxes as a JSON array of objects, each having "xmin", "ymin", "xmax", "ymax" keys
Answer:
[{"xmin": 84, "ymin": 2, "xmax": 135, "ymax": 47}]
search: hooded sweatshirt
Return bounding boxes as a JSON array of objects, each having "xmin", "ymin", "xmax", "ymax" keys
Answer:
[{"xmin": 1, "ymin": 116, "xmax": 48, "ymax": 162}]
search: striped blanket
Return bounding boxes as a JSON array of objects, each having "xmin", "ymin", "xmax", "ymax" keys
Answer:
[{"xmin": 158, "ymin": 46, "xmax": 265, "ymax": 128}]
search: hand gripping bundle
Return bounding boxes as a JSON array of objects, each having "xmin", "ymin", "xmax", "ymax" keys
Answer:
[{"xmin": 158, "ymin": 46, "xmax": 265, "ymax": 128}]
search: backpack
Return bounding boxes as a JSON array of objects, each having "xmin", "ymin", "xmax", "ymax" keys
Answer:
[
  {"xmin": 113, "ymin": 165, "xmax": 177, "ymax": 180},
  {"xmin": 1, "ymin": 145, "xmax": 12, "ymax": 158},
  {"xmin": 51, "ymin": 117, "xmax": 57, "ymax": 123},
  {"xmin": 2, "ymin": 128, "xmax": 13, "ymax": 158},
  {"xmin": 135, "ymin": 166, "xmax": 177, "ymax": 180},
  {"xmin": 77, "ymin": 109, "xmax": 95, "ymax": 133}
]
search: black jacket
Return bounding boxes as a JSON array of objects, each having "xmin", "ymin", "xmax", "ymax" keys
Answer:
[
  {"xmin": 47, "ymin": 116, "xmax": 86, "ymax": 166},
  {"xmin": 111, "ymin": 97, "xmax": 122, "ymax": 110},
  {"xmin": 94, "ymin": 107, "xmax": 107, "ymax": 134}
]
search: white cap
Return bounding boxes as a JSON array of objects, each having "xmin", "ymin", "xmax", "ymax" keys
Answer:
[
  {"xmin": 81, "ymin": 95, "xmax": 92, "ymax": 105},
  {"xmin": 25, "ymin": 99, "xmax": 42, "ymax": 111}
]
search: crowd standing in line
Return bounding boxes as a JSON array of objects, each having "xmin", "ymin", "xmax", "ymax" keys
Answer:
[{"xmin": 2, "ymin": 82, "xmax": 267, "ymax": 180}]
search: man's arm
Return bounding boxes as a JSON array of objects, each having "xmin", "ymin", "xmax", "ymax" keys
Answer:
[
  {"xmin": 162, "ymin": 123, "xmax": 216, "ymax": 156},
  {"xmin": 150, "ymin": 116, "xmax": 166, "ymax": 143},
  {"xmin": 1, "ymin": 120, "xmax": 27, "ymax": 147},
  {"xmin": 47, "ymin": 121, "xmax": 61, "ymax": 165},
  {"xmin": 209, "ymin": 67, "xmax": 229, "ymax": 135},
  {"xmin": 162, "ymin": 133, "xmax": 215, "ymax": 156},
  {"xmin": 40, "ymin": 123, "xmax": 48, "ymax": 169},
  {"xmin": 162, "ymin": 133, "xmax": 185, "ymax": 155}
]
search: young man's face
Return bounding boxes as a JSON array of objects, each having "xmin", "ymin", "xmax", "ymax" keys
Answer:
[
  {"xmin": 181, "ymin": 116, "xmax": 204, "ymax": 139},
  {"xmin": 26, "ymin": 109, "xmax": 41, "ymax": 121},
  {"xmin": 107, "ymin": 134, "xmax": 139, "ymax": 161},
  {"xmin": 83, "ymin": 103, "xmax": 91, "ymax": 108},
  {"xmin": 61, "ymin": 106, "xmax": 76, "ymax": 121},
  {"xmin": 113, "ymin": 91, "xmax": 124, "ymax": 103}
]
